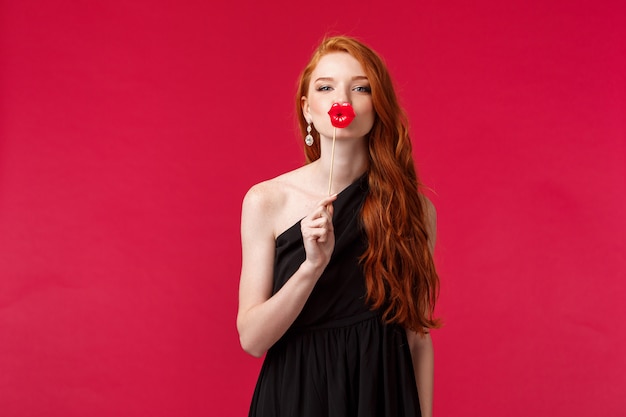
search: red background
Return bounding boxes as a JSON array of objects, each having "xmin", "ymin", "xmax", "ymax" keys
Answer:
[{"xmin": 1, "ymin": 1, "xmax": 624, "ymax": 416}]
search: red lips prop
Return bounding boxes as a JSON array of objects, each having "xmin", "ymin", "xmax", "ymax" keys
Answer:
[{"xmin": 327, "ymin": 103, "xmax": 356, "ymax": 128}]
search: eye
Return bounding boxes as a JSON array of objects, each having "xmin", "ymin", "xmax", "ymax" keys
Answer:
[
  {"xmin": 353, "ymin": 85, "xmax": 372, "ymax": 93},
  {"xmin": 316, "ymin": 85, "xmax": 332, "ymax": 91}
]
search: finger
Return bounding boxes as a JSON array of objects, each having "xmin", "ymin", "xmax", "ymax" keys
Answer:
[
  {"xmin": 318, "ymin": 193, "xmax": 338, "ymax": 209},
  {"xmin": 309, "ymin": 207, "xmax": 331, "ymax": 223},
  {"xmin": 303, "ymin": 215, "xmax": 332, "ymax": 231},
  {"xmin": 302, "ymin": 226, "xmax": 329, "ymax": 242},
  {"xmin": 302, "ymin": 217, "xmax": 330, "ymax": 234},
  {"xmin": 312, "ymin": 209, "xmax": 334, "ymax": 228},
  {"xmin": 303, "ymin": 212, "xmax": 327, "ymax": 227},
  {"xmin": 309, "ymin": 228, "xmax": 330, "ymax": 243}
]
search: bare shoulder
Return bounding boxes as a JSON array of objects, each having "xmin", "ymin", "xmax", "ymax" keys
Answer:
[
  {"xmin": 242, "ymin": 167, "xmax": 313, "ymax": 238},
  {"xmin": 242, "ymin": 178, "xmax": 284, "ymax": 215},
  {"xmin": 243, "ymin": 169, "xmax": 304, "ymax": 213}
]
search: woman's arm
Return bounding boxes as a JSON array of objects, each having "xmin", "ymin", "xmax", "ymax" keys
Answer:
[
  {"xmin": 406, "ymin": 330, "xmax": 434, "ymax": 417},
  {"xmin": 406, "ymin": 195, "xmax": 438, "ymax": 417},
  {"xmin": 236, "ymin": 185, "xmax": 336, "ymax": 357}
]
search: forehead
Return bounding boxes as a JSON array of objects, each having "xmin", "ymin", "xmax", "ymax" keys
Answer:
[{"xmin": 311, "ymin": 52, "xmax": 367, "ymax": 78}]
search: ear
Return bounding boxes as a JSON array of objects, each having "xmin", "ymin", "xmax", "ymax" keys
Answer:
[{"xmin": 301, "ymin": 95, "xmax": 311, "ymax": 123}]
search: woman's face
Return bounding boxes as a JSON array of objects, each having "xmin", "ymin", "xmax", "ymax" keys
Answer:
[{"xmin": 302, "ymin": 52, "xmax": 375, "ymax": 141}]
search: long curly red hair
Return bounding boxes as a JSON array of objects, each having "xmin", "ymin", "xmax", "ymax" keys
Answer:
[{"xmin": 296, "ymin": 36, "xmax": 440, "ymax": 333}]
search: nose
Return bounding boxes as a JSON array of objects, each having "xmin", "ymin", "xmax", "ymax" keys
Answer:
[{"xmin": 333, "ymin": 85, "xmax": 351, "ymax": 105}]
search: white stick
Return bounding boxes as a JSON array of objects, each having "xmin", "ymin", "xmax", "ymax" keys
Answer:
[{"xmin": 328, "ymin": 127, "xmax": 336, "ymax": 195}]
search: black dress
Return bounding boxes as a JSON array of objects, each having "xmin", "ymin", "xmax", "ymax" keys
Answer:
[{"xmin": 249, "ymin": 175, "xmax": 421, "ymax": 417}]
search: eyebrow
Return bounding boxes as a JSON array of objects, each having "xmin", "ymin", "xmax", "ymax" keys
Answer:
[{"xmin": 314, "ymin": 76, "xmax": 369, "ymax": 82}]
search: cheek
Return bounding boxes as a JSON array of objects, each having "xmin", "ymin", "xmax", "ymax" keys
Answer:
[
  {"xmin": 307, "ymin": 92, "xmax": 329, "ymax": 113},
  {"xmin": 354, "ymin": 98, "xmax": 372, "ymax": 114},
  {"xmin": 357, "ymin": 103, "xmax": 375, "ymax": 125},
  {"xmin": 312, "ymin": 102, "xmax": 328, "ymax": 115},
  {"xmin": 309, "ymin": 100, "xmax": 329, "ymax": 120}
]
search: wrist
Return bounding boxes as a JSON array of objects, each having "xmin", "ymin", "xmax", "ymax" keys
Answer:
[{"xmin": 299, "ymin": 259, "xmax": 326, "ymax": 280}]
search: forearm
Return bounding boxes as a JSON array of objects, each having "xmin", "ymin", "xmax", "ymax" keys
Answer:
[
  {"xmin": 407, "ymin": 330, "xmax": 434, "ymax": 417},
  {"xmin": 237, "ymin": 261, "xmax": 322, "ymax": 357}
]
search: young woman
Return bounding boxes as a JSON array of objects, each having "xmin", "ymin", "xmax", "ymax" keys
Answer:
[{"xmin": 237, "ymin": 36, "xmax": 440, "ymax": 417}]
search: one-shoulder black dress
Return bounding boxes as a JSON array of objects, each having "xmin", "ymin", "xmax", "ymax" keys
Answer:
[{"xmin": 249, "ymin": 175, "xmax": 421, "ymax": 417}]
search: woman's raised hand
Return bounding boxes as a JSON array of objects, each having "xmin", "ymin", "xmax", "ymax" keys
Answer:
[{"xmin": 300, "ymin": 194, "xmax": 337, "ymax": 272}]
